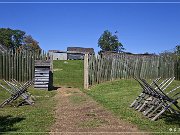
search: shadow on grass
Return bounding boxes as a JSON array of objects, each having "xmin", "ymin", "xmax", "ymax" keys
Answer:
[
  {"xmin": 163, "ymin": 113, "xmax": 180, "ymax": 125},
  {"xmin": 0, "ymin": 115, "xmax": 25, "ymax": 134},
  {"xmin": 50, "ymin": 86, "xmax": 61, "ymax": 91}
]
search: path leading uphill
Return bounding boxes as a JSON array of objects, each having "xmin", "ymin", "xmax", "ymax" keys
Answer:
[{"xmin": 50, "ymin": 87, "xmax": 142, "ymax": 135}]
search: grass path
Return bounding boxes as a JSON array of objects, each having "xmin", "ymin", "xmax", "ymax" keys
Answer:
[{"xmin": 50, "ymin": 87, "xmax": 141, "ymax": 134}]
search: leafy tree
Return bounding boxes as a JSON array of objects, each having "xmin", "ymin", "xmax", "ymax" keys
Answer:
[
  {"xmin": 98, "ymin": 30, "xmax": 124, "ymax": 53},
  {"xmin": 175, "ymin": 45, "xmax": 180, "ymax": 56},
  {"xmin": 0, "ymin": 28, "xmax": 25, "ymax": 50},
  {"xmin": 0, "ymin": 28, "xmax": 41, "ymax": 53},
  {"xmin": 21, "ymin": 35, "xmax": 41, "ymax": 53}
]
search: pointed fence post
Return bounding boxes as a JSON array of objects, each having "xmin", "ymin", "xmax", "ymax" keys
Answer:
[{"xmin": 84, "ymin": 53, "xmax": 89, "ymax": 89}]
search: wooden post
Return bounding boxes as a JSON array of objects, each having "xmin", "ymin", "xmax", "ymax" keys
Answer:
[{"xmin": 84, "ymin": 53, "xmax": 89, "ymax": 89}]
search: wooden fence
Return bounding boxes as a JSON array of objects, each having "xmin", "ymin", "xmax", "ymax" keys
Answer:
[
  {"xmin": 87, "ymin": 53, "xmax": 177, "ymax": 87},
  {"xmin": 0, "ymin": 50, "xmax": 50, "ymax": 82},
  {"xmin": 174, "ymin": 57, "xmax": 180, "ymax": 80}
]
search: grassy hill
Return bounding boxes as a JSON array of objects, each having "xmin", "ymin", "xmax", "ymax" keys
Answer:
[{"xmin": 53, "ymin": 60, "xmax": 83, "ymax": 88}]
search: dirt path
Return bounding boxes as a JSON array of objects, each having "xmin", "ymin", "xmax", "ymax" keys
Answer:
[{"xmin": 50, "ymin": 87, "xmax": 142, "ymax": 135}]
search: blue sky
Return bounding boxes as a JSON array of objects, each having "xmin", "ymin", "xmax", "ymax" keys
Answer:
[{"xmin": 0, "ymin": 0, "xmax": 180, "ymax": 54}]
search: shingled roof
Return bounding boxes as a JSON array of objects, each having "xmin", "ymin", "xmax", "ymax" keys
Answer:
[
  {"xmin": 0, "ymin": 44, "xmax": 8, "ymax": 53},
  {"xmin": 67, "ymin": 47, "xmax": 94, "ymax": 54}
]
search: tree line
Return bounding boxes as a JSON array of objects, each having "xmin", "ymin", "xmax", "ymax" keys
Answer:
[
  {"xmin": 0, "ymin": 28, "xmax": 179, "ymax": 57},
  {"xmin": 0, "ymin": 28, "xmax": 41, "ymax": 53}
]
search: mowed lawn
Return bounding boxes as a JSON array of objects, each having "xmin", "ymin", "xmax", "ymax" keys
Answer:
[
  {"xmin": 0, "ymin": 60, "xmax": 83, "ymax": 134},
  {"xmin": 0, "ymin": 59, "xmax": 179, "ymax": 134},
  {"xmin": 86, "ymin": 79, "xmax": 180, "ymax": 133},
  {"xmin": 0, "ymin": 84, "xmax": 56, "ymax": 134},
  {"xmin": 53, "ymin": 60, "xmax": 84, "ymax": 88}
]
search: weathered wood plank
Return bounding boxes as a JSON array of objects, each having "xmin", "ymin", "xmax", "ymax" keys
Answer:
[
  {"xmin": 34, "ymin": 85, "xmax": 48, "ymax": 88},
  {"xmin": 35, "ymin": 79, "xmax": 49, "ymax": 82},
  {"xmin": 34, "ymin": 82, "xmax": 49, "ymax": 85},
  {"xmin": 88, "ymin": 53, "xmax": 176, "ymax": 86}
]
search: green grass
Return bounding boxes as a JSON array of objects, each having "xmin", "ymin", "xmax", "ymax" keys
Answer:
[
  {"xmin": 86, "ymin": 79, "xmax": 180, "ymax": 133},
  {"xmin": 0, "ymin": 60, "xmax": 83, "ymax": 134},
  {"xmin": 53, "ymin": 60, "xmax": 83, "ymax": 88},
  {"xmin": 1, "ymin": 59, "xmax": 179, "ymax": 134},
  {"xmin": 0, "ymin": 86, "xmax": 56, "ymax": 134}
]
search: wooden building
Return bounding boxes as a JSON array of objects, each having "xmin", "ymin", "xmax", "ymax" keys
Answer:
[
  {"xmin": 34, "ymin": 60, "xmax": 53, "ymax": 90},
  {"xmin": 49, "ymin": 47, "xmax": 95, "ymax": 60},
  {"xmin": 48, "ymin": 50, "xmax": 67, "ymax": 60},
  {"xmin": 67, "ymin": 47, "xmax": 95, "ymax": 60}
]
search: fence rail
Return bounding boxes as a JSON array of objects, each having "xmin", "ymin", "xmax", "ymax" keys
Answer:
[
  {"xmin": 0, "ymin": 50, "xmax": 50, "ymax": 82},
  {"xmin": 88, "ymin": 53, "xmax": 179, "ymax": 86}
]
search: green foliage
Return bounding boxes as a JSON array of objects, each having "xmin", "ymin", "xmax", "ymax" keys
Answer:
[
  {"xmin": 0, "ymin": 28, "xmax": 25, "ymax": 50},
  {"xmin": 175, "ymin": 45, "xmax": 180, "ymax": 57},
  {"xmin": 87, "ymin": 79, "xmax": 180, "ymax": 132},
  {"xmin": 98, "ymin": 30, "xmax": 124, "ymax": 53},
  {"xmin": 0, "ymin": 28, "xmax": 41, "ymax": 52},
  {"xmin": 21, "ymin": 35, "xmax": 41, "ymax": 53}
]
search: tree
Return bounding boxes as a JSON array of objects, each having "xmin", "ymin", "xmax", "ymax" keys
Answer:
[
  {"xmin": 98, "ymin": 30, "xmax": 124, "ymax": 53},
  {"xmin": 0, "ymin": 28, "xmax": 41, "ymax": 53},
  {"xmin": 0, "ymin": 28, "xmax": 25, "ymax": 50},
  {"xmin": 175, "ymin": 45, "xmax": 180, "ymax": 56},
  {"xmin": 21, "ymin": 35, "xmax": 41, "ymax": 53}
]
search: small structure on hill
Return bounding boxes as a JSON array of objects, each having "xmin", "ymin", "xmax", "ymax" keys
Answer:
[
  {"xmin": 67, "ymin": 47, "xmax": 95, "ymax": 60},
  {"xmin": 49, "ymin": 47, "xmax": 95, "ymax": 60},
  {"xmin": 34, "ymin": 60, "xmax": 53, "ymax": 90},
  {"xmin": 48, "ymin": 50, "xmax": 67, "ymax": 60}
]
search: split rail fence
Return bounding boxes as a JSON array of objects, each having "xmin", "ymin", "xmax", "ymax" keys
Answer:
[
  {"xmin": 84, "ymin": 53, "xmax": 180, "ymax": 89},
  {"xmin": 0, "ymin": 51, "xmax": 50, "ymax": 82}
]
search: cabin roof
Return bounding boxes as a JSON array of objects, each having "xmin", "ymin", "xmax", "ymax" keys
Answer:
[{"xmin": 67, "ymin": 47, "xmax": 95, "ymax": 54}]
